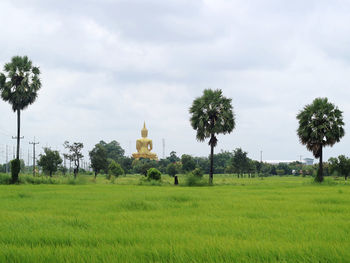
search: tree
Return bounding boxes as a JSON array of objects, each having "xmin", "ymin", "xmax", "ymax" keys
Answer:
[
  {"xmin": 189, "ymin": 89, "xmax": 235, "ymax": 184},
  {"xmin": 38, "ymin": 148, "xmax": 62, "ymax": 177},
  {"xmin": 0, "ymin": 56, "xmax": 41, "ymax": 183},
  {"xmin": 166, "ymin": 163, "xmax": 181, "ymax": 177},
  {"xmin": 328, "ymin": 155, "xmax": 350, "ymax": 180},
  {"xmin": 108, "ymin": 160, "xmax": 124, "ymax": 179},
  {"xmin": 181, "ymin": 154, "xmax": 196, "ymax": 173},
  {"xmin": 213, "ymin": 150, "xmax": 233, "ymax": 174},
  {"xmin": 99, "ymin": 140, "xmax": 125, "ymax": 161},
  {"xmin": 89, "ymin": 143, "xmax": 108, "ymax": 178},
  {"xmin": 297, "ymin": 98, "xmax": 345, "ymax": 182},
  {"xmin": 167, "ymin": 151, "xmax": 180, "ymax": 163},
  {"xmin": 63, "ymin": 141, "xmax": 84, "ymax": 179},
  {"xmin": 231, "ymin": 148, "xmax": 250, "ymax": 177}
]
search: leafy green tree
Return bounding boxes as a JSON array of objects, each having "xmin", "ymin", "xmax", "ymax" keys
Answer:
[
  {"xmin": 328, "ymin": 155, "xmax": 350, "ymax": 180},
  {"xmin": 38, "ymin": 148, "xmax": 62, "ymax": 177},
  {"xmin": 99, "ymin": 140, "xmax": 125, "ymax": 161},
  {"xmin": 119, "ymin": 157, "xmax": 133, "ymax": 174},
  {"xmin": 89, "ymin": 143, "xmax": 108, "ymax": 178},
  {"xmin": 167, "ymin": 151, "xmax": 180, "ymax": 163},
  {"xmin": 166, "ymin": 163, "xmax": 179, "ymax": 177},
  {"xmin": 276, "ymin": 163, "xmax": 291, "ymax": 175},
  {"xmin": 181, "ymin": 154, "xmax": 196, "ymax": 173},
  {"xmin": 108, "ymin": 160, "xmax": 124, "ymax": 179},
  {"xmin": 189, "ymin": 89, "xmax": 235, "ymax": 184},
  {"xmin": 213, "ymin": 150, "xmax": 233, "ymax": 174},
  {"xmin": 297, "ymin": 98, "xmax": 345, "ymax": 182},
  {"xmin": 231, "ymin": 148, "xmax": 250, "ymax": 177},
  {"xmin": 132, "ymin": 159, "xmax": 158, "ymax": 176},
  {"xmin": 63, "ymin": 141, "xmax": 84, "ymax": 179},
  {"xmin": 0, "ymin": 56, "xmax": 41, "ymax": 183}
]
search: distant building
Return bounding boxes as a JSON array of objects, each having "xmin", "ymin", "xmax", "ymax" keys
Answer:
[{"xmin": 303, "ymin": 158, "xmax": 314, "ymax": 165}]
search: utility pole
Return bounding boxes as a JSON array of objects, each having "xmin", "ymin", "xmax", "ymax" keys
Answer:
[
  {"xmin": 162, "ymin": 138, "xmax": 165, "ymax": 159},
  {"xmin": 260, "ymin": 150, "xmax": 263, "ymax": 163},
  {"xmin": 29, "ymin": 137, "xmax": 39, "ymax": 176}
]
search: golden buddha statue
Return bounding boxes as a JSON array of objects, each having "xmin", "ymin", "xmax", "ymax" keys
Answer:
[{"xmin": 132, "ymin": 122, "xmax": 158, "ymax": 160}]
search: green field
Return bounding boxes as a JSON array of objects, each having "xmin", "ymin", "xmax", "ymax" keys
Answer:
[{"xmin": 1, "ymin": 175, "xmax": 350, "ymax": 262}]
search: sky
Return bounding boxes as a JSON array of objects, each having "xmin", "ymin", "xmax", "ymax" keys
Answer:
[{"xmin": 1, "ymin": 0, "xmax": 350, "ymax": 165}]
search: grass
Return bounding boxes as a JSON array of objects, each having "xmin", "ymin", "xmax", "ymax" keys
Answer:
[{"xmin": 0, "ymin": 175, "xmax": 350, "ymax": 262}]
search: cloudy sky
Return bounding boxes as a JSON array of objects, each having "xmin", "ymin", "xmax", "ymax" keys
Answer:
[{"xmin": 1, "ymin": 0, "xmax": 350, "ymax": 165}]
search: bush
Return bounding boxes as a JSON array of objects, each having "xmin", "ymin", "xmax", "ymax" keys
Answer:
[
  {"xmin": 108, "ymin": 161, "xmax": 124, "ymax": 179},
  {"xmin": 11, "ymin": 159, "xmax": 21, "ymax": 183},
  {"xmin": 0, "ymin": 173, "xmax": 11, "ymax": 184},
  {"xmin": 192, "ymin": 168, "xmax": 203, "ymax": 178},
  {"xmin": 147, "ymin": 168, "xmax": 161, "ymax": 180},
  {"xmin": 185, "ymin": 174, "xmax": 207, "ymax": 186}
]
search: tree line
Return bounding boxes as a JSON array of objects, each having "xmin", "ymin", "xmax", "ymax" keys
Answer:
[{"xmin": 0, "ymin": 56, "xmax": 346, "ymax": 183}]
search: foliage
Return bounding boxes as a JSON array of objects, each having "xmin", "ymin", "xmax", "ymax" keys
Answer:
[
  {"xmin": 99, "ymin": 140, "xmax": 125, "ymax": 161},
  {"xmin": 167, "ymin": 151, "xmax": 180, "ymax": 163},
  {"xmin": 119, "ymin": 157, "xmax": 133, "ymax": 174},
  {"xmin": 147, "ymin": 168, "xmax": 161, "ymax": 180},
  {"xmin": 166, "ymin": 163, "xmax": 179, "ymax": 177},
  {"xmin": 181, "ymin": 154, "xmax": 196, "ymax": 172},
  {"xmin": 37, "ymin": 148, "xmax": 62, "ymax": 177},
  {"xmin": 132, "ymin": 159, "xmax": 157, "ymax": 176},
  {"xmin": 231, "ymin": 148, "xmax": 250, "ymax": 176},
  {"xmin": 189, "ymin": 89, "xmax": 235, "ymax": 184},
  {"xmin": 184, "ymin": 173, "xmax": 208, "ymax": 186},
  {"xmin": 0, "ymin": 56, "xmax": 41, "ymax": 183},
  {"xmin": 297, "ymin": 98, "xmax": 345, "ymax": 182},
  {"xmin": 328, "ymin": 155, "xmax": 350, "ymax": 180},
  {"xmin": 89, "ymin": 143, "xmax": 108, "ymax": 177},
  {"xmin": 213, "ymin": 150, "xmax": 233, "ymax": 174},
  {"xmin": 193, "ymin": 156, "xmax": 210, "ymax": 174},
  {"xmin": 63, "ymin": 141, "xmax": 84, "ymax": 179},
  {"xmin": 192, "ymin": 168, "xmax": 204, "ymax": 178},
  {"xmin": 108, "ymin": 160, "xmax": 124, "ymax": 179}
]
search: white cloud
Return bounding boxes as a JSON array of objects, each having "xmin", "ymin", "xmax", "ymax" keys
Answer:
[{"xmin": 0, "ymin": 0, "xmax": 350, "ymax": 164}]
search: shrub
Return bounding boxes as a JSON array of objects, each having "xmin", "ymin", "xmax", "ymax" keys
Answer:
[
  {"xmin": 185, "ymin": 174, "xmax": 207, "ymax": 186},
  {"xmin": 108, "ymin": 161, "xmax": 124, "ymax": 179},
  {"xmin": 192, "ymin": 168, "xmax": 203, "ymax": 178},
  {"xmin": 11, "ymin": 159, "xmax": 21, "ymax": 183},
  {"xmin": 147, "ymin": 168, "xmax": 161, "ymax": 180},
  {"xmin": 0, "ymin": 173, "xmax": 11, "ymax": 184}
]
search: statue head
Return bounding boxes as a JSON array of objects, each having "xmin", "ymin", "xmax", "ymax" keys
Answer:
[{"xmin": 141, "ymin": 122, "xmax": 148, "ymax": 138}]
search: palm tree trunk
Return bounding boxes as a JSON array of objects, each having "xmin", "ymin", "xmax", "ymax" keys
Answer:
[
  {"xmin": 16, "ymin": 109, "xmax": 20, "ymax": 160},
  {"xmin": 316, "ymin": 146, "xmax": 323, "ymax": 182},
  {"xmin": 209, "ymin": 143, "xmax": 214, "ymax": 185}
]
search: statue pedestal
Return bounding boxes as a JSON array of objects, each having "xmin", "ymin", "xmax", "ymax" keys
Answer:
[{"xmin": 132, "ymin": 153, "xmax": 158, "ymax": 160}]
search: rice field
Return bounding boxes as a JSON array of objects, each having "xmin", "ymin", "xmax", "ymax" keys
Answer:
[{"xmin": 0, "ymin": 175, "xmax": 349, "ymax": 262}]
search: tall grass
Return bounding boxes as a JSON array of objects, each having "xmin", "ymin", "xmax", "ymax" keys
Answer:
[{"xmin": 0, "ymin": 176, "xmax": 349, "ymax": 262}]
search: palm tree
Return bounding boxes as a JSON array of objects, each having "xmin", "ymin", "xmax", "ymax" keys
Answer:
[
  {"xmin": 189, "ymin": 89, "xmax": 235, "ymax": 184},
  {"xmin": 0, "ymin": 56, "xmax": 41, "ymax": 183},
  {"xmin": 297, "ymin": 98, "xmax": 345, "ymax": 182}
]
